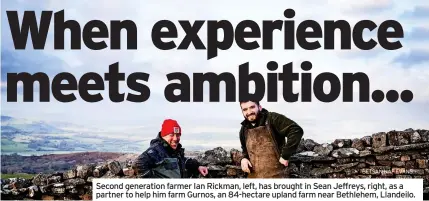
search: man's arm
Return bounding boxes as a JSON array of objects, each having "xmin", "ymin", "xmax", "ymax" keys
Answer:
[
  {"xmin": 269, "ymin": 112, "xmax": 304, "ymax": 160},
  {"xmin": 133, "ymin": 151, "xmax": 155, "ymax": 178},
  {"xmin": 239, "ymin": 126, "xmax": 249, "ymax": 160}
]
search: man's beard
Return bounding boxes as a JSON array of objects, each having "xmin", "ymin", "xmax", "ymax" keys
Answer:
[{"xmin": 245, "ymin": 112, "xmax": 259, "ymax": 122}]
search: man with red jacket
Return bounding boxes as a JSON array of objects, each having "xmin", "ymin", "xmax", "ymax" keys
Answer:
[{"xmin": 134, "ymin": 119, "xmax": 208, "ymax": 178}]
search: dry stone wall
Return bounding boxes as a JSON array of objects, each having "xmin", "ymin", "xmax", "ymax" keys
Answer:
[{"xmin": 1, "ymin": 128, "xmax": 428, "ymax": 200}]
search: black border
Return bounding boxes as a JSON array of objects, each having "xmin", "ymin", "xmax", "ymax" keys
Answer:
[{"xmin": 424, "ymin": 193, "xmax": 429, "ymax": 200}]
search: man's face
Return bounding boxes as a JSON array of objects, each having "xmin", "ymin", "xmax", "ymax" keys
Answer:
[
  {"xmin": 162, "ymin": 133, "xmax": 181, "ymax": 149},
  {"xmin": 240, "ymin": 101, "xmax": 261, "ymax": 122}
]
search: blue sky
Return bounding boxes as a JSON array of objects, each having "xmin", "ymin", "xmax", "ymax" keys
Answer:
[{"xmin": 1, "ymin": 0, "xmax": 428, "ymax": 146}]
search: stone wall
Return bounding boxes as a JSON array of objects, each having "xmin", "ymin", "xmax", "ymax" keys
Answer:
[{"xmin": 1, "ymin": 128, "xmax": 428, "ymax": 200}]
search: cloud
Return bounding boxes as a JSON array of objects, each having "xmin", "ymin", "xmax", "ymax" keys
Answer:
[
  {"xmin": 1, "ymin": 48, "xmax": 69, "ymax": 80},
  {"xmin": 1, "ymin": 0, "xmax": 428, "ymax": 147},
  {"xmin": 400, "ymin": 6, "xmax": 429, "ymax": 19},
  {"xmin": 404, "ymin": 27, "xmax": 429, "ymax": 42},
  {"xmin": 392, "ymin": 49, "xmax": 429, "ymax": 66},
  {"xmin": 335, "ymin": 0, "xmax": 394, "ymax": 15}
]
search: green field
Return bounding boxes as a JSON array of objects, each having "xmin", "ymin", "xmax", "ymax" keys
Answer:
[
  {"xmin": 1, "ymin": 173, "xmax": 36, "ymax": 179},
  {"xmin": 1, "ymin": 139, "xmax": 30, "ymax": 152}
]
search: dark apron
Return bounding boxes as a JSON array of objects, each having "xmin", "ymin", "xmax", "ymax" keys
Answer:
[{"xmin": 244, "ymin": 121, "xmax": 287, "ymax": 178}]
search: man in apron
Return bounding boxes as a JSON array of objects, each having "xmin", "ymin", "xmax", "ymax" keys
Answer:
[{"xmin": 238, "ymin": 101, "xmax": 304, "ymax": 178}]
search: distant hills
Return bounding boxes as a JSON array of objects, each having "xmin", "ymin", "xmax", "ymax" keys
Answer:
[
  {"xmin": 1, "ymin": 115, "xmax": 66, "ymax": 135},
  {"xmin": 1, "ymin": 115, "xmax": 229, "ymax": 156},
  {"xmin": 1, "ymin": 115, "xmax": 146, "ymax": 154}
]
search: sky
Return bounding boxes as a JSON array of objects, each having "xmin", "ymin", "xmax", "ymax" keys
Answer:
[{"xmin": 1, "ymin": 0, "xmax": 428, "ymax": 147}]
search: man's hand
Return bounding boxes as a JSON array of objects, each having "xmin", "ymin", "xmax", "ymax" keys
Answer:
[
  {"xmin": 198, "ymin": 166, "xmax": 208, "ymax": 176},
  {"xmin": 279, "ymin": 157, "xmax": 288, "ymax": 166},
  {"xmin": 241, "ymin": 158, "xmax": 252, "ymax": 173}
]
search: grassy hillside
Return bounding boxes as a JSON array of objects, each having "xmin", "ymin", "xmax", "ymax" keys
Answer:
[{"xmin": 1, "ymin": 173, "xmax": 36, "ymax": 179}]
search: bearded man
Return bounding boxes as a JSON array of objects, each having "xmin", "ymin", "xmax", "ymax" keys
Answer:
[{"xmin": 239, "ymin": 101, "xmax": 304, "ymax": 178}]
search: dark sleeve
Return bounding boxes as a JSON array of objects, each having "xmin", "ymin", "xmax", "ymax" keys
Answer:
[
  {"xmin": 269, "ymin": 112, "xmax": 304, "ymax": 160},
  {"xmin": 184, "ymin": 157, "xmax": 200, "ymax": 171},
  {"xmin": 239, "ymin": 126, "xmax": 249, "ymax": 160},
  {"xmin": 133, "ymin": 151, "xmax": 155, "ymax": 178}
]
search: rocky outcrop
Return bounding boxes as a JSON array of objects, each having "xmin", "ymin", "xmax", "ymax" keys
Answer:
[{"xmin": 1, "ymin": 128, "xmax": 428, "ymax": 200}]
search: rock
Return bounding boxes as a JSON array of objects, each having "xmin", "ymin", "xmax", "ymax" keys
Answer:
[
  {"xmin": 122, "ymin": 168, "xmax": 135, "ymax": 176},
  {"xmin": 411, "ymin": 132, "xmax": 422, "ymax": 143},
  {"xmin": 396, "ymin": 175, "xmax": 412, "ymax": 178},
  {"xmin": 331, "ymin": 148, "xmax": 360, "ymax": 158},
  {"xmin": 76, "ymin": 165, "xmax": 93, "ymax": 179},
  {"xmin": 93, "ymin": 164, "xmax": 108, "ymax": 178},
  {"xmin": 344, "ymin": 168, "xmax": 359, "ymax": 176},
  {"xmin": 224, "ymin": 165, "xmax": 245, "ymax": 178},
  {"xmin": 311, "ymin": 167, "xmax": 334, "ymax": 177},
  {"xmin": 296, "ymin": 151, "xmax": 318, "ymax": 157},
  {"xmin": 64, "ymin": 178, "xmax": 86, "ymax": 186},
  {"xmin": 52, "ymin": 183, "xmax": 65, "ymax": 194},
  {"xmin": 28, "ymin": 185, "xmax": 39, "ymax": 198},
  {"xmin": 38, "ymin": 185, "xmax": 51, "ymax": 194},
  {"xmin": 332, "ymin": 139, "xmax": 352, "ymax": 148},
  {"xmin": 365, "ymin": 157, "xmax": 376, "ymax": 166},
  {"xmin": 332, "ymin": 162, "xmax": 359, "ymax": 172},
  {"xmin": 289, "ymin": 155, "xmax": 336, "ymax": 163},
  {"xmin": 32, "ymin": 174, "xmax": 49, "ymax": 186},
  {"xmin": 10, "ymin": 178, "xmax": 31, "ymax": 190},
  {"xmin": 359, "ymin": 150, "xmax": 372, "ymax": 157},
  {"xmin": 288, "ymin": 163, "xmax": 299, "ymax": 174},
  {"xmin": 63, "ymin": 170, "xmax": 76, "ymax": 180},
  {"xmin": 401, "ymin": 155, "xmax": 410, "ymax": 161},
  {"xmin": 108, "ymin": 161, "xmax": 122, "ymax": 175},
  {"xmin": 303, "ymin": 139, "xmax": 318, "ymax": 151},
  {"xmin": 230, "ymin": 148, "xmax": 243, "ymax": 166},
  {"xmin": 101, "ymin": 171, "xmax": 120, "ymax": 178},
  {"xmin": 361, "ymin": 136, "xmax": 372, "ymax": 146},
  {"xmin": 47, "ymin": 176, "xmax": 61, "ymax": 185},
  {"xmin": 337, "ymin": 158, "xmax": 352, "ymax": 164},
  {"xmin": 372, "ymin": 132, "xmax": 387, "ymax": 148},
  {"xmin": 196, "ymin": 147, "xmax": 232, "ymax": 165},
  {"xmin": 392, "ymin": 161, "xmax": 405, "ymax": 167},
  {"xmin": 313, "ymin": 143, "xmax": 333, "ymax": 156},
  {"xmin": 296, "ymin": 139, "xmax": 306, "ymax": 152},
  {"xmin": 42, "ymin": 195, "xmax": 55, "ymax": 200},
  {"xmin": 416, "ymin": 159, "xmax": 428, "ymax": 168},
  {"xmin": 394, "ymin": 142, "xmax": 429, "ymax": 151},
  {"xmin": 419, "ymin": 130, "xmax": 429, "ymax": 142},
  {"xmin": 299, "ymin": 163, "xmax": 312, "ymax": 177},
  {"xmin": 378, "ymin": 161, "xmax": 392, "ymax": 166},
  {"xmin": 404, "ymin": 128, "xmax": 414, "ymax": 132},
  {"xmin": 207, "ymin": 165, "xmax": 226, "ymax": 171},
  {"xmin": 81, "ymin": 194, "xmax": 92, "ymax": 200},
  {"xmin": 328, "ymin": 173, "xmax": 345, "ymax": 178},
  {"xmin": 387, "ymin": 131, "xmax": 410, "ymax": 146},
  {"xmin": 411, "ymin": 154, "xmax": 425, "ymax": 159},
  {"xmin": 357, "ymin": 163, "xmax": 366, "ymax": 168},
  {"xmin": 405, "ymin": 161, "xmax": 416, "ymax": 169},
  {"xmin": 351, "ymin": 138, "xmax": 365, "ymax": 151},
  {"xmin": 376, "ymin": 154, "xmax": 400, "ymax": 161},
  {"xmin": 373, "ymin": 146, "xmax": 393, "ymax": 153},
  {"xmin": 86, "ymin": 177, "xmax": 94, "ymax": 183}
]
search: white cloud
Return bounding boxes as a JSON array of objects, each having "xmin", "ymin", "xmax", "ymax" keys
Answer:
[{"xmin": 1, "ymin": 0, "xmax": 428, "ymax": 147}]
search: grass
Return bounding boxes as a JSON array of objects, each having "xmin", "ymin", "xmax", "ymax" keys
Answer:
[{"xmin": 1, "ymin": 173, "xmax": 36, "ymax": 179}]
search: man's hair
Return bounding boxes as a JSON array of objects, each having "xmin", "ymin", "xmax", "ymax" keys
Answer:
[{"xmin": 239, "ymin": 100, "xmax": 260, "ymax": 106}]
